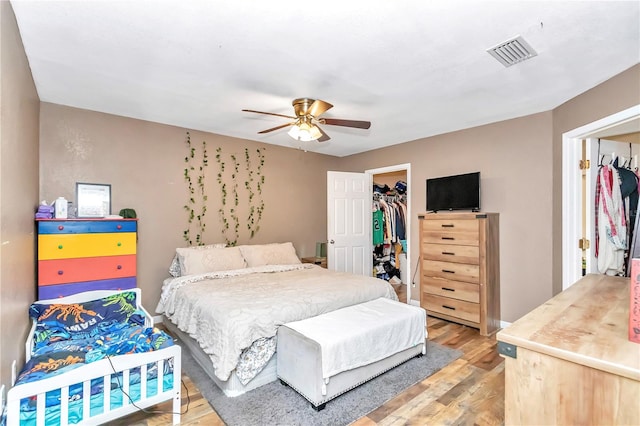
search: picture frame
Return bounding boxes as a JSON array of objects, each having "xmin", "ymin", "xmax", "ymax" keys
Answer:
[{"xmin": 76, "ymin": 182, "xmax": 111, "ymax": 218}]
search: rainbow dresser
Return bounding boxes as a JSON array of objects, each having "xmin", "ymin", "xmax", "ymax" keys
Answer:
[{"xmin": 37, "ymin": 219, "xmax": 138, "ymax": 299}]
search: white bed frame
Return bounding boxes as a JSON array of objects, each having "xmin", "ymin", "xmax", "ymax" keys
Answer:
[{"xmin": 4, "ymin": 289, "xmax": 181, "ymax": 426}]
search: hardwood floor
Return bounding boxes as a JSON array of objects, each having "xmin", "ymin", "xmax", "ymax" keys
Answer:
[{"xmin": 111, "ymin": 284, "xmax": 505, "ymax": 425}]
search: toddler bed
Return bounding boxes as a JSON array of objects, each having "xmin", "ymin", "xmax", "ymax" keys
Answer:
[{"xmin": 2, "ymin": 289, "xmax": 181, "ymax": 426}]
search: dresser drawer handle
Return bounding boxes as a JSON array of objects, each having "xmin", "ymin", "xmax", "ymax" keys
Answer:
[
  {"xmin": 442, "ymin": 305, "xmax": 456, "ymax": 310},
  {"xmin": 442, "ymin": 251, "xmax": 455, "ymax": 256},
  {"xmin": 58, "ymin": 225, "xmax": 64, "ymax": 231},
  {"xmin": 442, "ymin": 287, "xmax": 455, "ymax": 292},
  {"xmin": 58, "ymin": 244, "xmax": 63, "ymax": 249},
  {"xmin": 117, "ymin": 265, "xmax": 122, "ymax": 270},
  {"xmin": 117, "ymin": 242, "xmax": 122, "ymax": 247},
  {"xmin": 442, "ymin": 269, "xmax": 455, "ymax": 274},
  {"xmin": 441, "ymin": 237, "xmax": 454, "ymax": 240},
  {"xmin": 116, "ymin": 225, "xmax": 122, "ymax": 230},
  {"xmin": 441, "ymin": 224, "xmax": 454, "ymax": 228},
  {"xmin": 57, "ymin": 270, "xmax": 64, "ymax": 275}
]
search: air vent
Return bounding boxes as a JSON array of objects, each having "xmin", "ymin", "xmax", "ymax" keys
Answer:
[{"xmin": 487, "ymin": 35, "xmax": 537, "ymax": 67}]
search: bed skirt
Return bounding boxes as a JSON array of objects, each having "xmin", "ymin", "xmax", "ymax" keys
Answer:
[{"xmin": 162, "ymin": 316, "xmax": 277, "ymax": 397}]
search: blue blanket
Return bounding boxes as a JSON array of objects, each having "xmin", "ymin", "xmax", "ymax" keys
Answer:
[{"xmin": 9, "ymin": 291, "xmax": 175, "ymax": 420}]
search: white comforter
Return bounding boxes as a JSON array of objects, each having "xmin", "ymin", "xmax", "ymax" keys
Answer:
[{"xmin": 156, "ymin": 264, "xmax": 398, "ymax": 381}]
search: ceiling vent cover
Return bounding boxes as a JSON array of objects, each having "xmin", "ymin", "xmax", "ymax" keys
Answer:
[{"xmin": 487, "ymin": 35, "xmax": 537, "ymax": 67}]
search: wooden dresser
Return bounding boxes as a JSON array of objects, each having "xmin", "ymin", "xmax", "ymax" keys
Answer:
[
  {"xmin": 37, "ymin": 219, "xmax": 138, "ymax": 299},
  {"xmin": 497, "ymin": 274, "xmax": 639, "ymax": 425},
  {"xmin": 418, "ymin": 212, "xmax": 500, "ymax": 336}
]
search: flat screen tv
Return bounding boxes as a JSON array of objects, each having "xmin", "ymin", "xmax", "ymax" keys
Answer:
[{"xmin": 426, "ymin": 172, "xmax": 480, "ymax": 212}]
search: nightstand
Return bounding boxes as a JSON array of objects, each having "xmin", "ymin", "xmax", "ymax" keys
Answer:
[{"xmin": 301, "ymin": 256, "xmax": 327, "ymax": 268}]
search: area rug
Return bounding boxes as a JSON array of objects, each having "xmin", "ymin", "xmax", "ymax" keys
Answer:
[{"xmin": 181, "ymin": 341, "xmax": 462, "ymax": 426}]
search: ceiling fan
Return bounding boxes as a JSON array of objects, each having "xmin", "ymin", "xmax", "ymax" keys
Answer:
[{"xmin": 242, "ymin": 98, "xmax": 371, "ymax": 143}]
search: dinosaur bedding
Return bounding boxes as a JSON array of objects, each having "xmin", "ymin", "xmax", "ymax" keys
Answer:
[{"xmin": 4, "ymin": 291, "xmax": 175, "ymax": 425}]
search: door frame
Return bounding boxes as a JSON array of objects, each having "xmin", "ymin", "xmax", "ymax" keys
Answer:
[
  {"xmin": 562, "ymin": 104, "xmax": 640, "ymax": 290},
  {"xmin": 365, "ymin": 163, "xmax": 415, "ymax": 305}
]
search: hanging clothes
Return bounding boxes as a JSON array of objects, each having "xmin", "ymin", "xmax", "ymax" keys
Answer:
[
  {"xmin": 372, "ymin": 209, "xmax": 384, "ymax": 245},
  {"xmin": 613, "ymin": 158, "xmax": 639, "ymax": 248},
  {"xmin": 595, "ymin": 164, "xmax": 627, "ymax": 275},
  {"xmin": 372, "ymin": 187, "xmax": 407, "ymax": 282}
]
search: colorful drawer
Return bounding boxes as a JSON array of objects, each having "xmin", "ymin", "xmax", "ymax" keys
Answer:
[{"xmin": 36, "ymin": 219, "xmax": 138, "ymax": 299}]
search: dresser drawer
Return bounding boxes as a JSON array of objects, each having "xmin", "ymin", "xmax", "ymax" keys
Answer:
[
  {"xmin": 422, "ymin": 259, "xmax": 479, "ymax": 284},
  {"xmin": 423, "ymin": 294, "xmax": 480, "ymax": 324},
  {"xmin": 38, "ymin": 220, "xmax": 137, "ymax": 234},
  {"xmin": 38, "ymin": 254, "xmax": 137, "ymax": 285},
  {"xmin": 421, "ymin": 217, "xmax": 479, "ymax": 246},
  {"xmin": 38, "ymin": 277, "xmax": 137, "ymax": 299},
  {"xmin": 38, "ymin": 232, "xmax": 137, "ymax": 260},
  {"xmin": 421, "ymin": 243, "xmax": 479, "ymax": 264},
  {"xmin": 422, "ymin": 277, "xmax": 479, "ymax": 303},
  {"xmin": 421, "ymin": 219, "xmax": 478, "ymax": 233},
  {"xmin": 421, "ymin": 230, "xmax": 479, "ymax": 246}
]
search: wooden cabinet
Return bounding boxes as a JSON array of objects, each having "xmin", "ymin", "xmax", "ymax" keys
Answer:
[
  {"xmin": 497, "ymin": 274, "xmax": 640, "ymax": 425},
  {"xmin": 418, "ymin": 212, "xmax": 500, "ymax": 336},
  {"xmin": 37, "ymin": 219, "xmax": 138, "ymax": 299}
]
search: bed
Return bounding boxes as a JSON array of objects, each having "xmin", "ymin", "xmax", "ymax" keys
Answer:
[
  {"xmin": 156, "ymin": 242, "xmax": 398, "ymax": 397},
  {"xmin": 2, "ymin": 289, "xmax": 181, "ymax": 426}
]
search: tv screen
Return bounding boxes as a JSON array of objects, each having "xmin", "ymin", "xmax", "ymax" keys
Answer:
[{"xmin": 426, "ymin": 172, "xmax": 480, "ymax": 212}]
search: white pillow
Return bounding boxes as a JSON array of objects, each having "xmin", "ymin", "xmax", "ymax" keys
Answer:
[
  {"xmin": 175, "ymin": 244, "xmax": 246, "ymax": 276},
  {"xmin": 169, "ymin": 243, "xmax": 244, "ymax": 277},
  {"xmin": 239, "ymin": 242, "xmax": 301, "ymax": 267},
  {"xmin": 169, "ymin": 243, "xmax": 227, "ymax": 277}
]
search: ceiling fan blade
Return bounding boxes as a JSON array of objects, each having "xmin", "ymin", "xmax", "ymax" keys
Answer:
[
  {"xmin": 322, "ymin": 118, "xmax": 371, "ymax": 129},
  {"xmin": 317, "ymin": 126, "xmax": 331, "ymax": 142},
  {"xmin": 307, "ymin": 100, "xmax": 333, "ymax": 118},
  {"xmin": 258, "ymin": 122, "xmax": 295, "ymax": 134},
  {"xmin": 242, "ymin": 109, "xmax": 297, "ymax": 120}
]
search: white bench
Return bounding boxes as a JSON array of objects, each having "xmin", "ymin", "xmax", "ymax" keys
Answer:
[{"xmin": 276, "ymin": 297, "xmax": 427, "ymax": 410}]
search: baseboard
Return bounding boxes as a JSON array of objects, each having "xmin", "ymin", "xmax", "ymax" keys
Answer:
[
  {"xmin": 153, "ymin": 315, "xmax": 164, "ymax": 325},
  {"xmin": 408, "ymin": 299, "xmax": 420, "ymax": 306},
  {"xmin": 500, "ymin": 320, "xmax": 512, "ymax": 329}
]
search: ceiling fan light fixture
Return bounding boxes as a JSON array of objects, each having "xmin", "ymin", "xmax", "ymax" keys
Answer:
[{"xmin": 288, "ymin": 121, "xmax": 322, "ymax": 142}]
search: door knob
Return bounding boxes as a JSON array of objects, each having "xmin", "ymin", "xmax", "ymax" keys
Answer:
[{"xmin": 330, "ymin": 239, "xmax": 335, "ymax": 244}]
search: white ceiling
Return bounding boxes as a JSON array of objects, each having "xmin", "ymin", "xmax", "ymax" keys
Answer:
[{"xmin": 10, "ymin": 0, "xmax": 640, "ymax": 157}]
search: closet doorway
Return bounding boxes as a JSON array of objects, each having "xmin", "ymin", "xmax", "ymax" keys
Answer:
[
  {"xmin": 366, "ymin": 163, "xmax": 413, "ymax": 305},
  {"xmin": 562, "ymin": 104, "xmax": 640, "ymax": 289}
]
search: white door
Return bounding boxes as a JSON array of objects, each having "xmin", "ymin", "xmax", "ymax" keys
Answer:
[{"xmin": 327, "ymin": 171, "xmax": 371, "ymax": 275}]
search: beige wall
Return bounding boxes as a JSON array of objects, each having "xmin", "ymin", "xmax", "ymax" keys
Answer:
[
  {"xmin": 39, "ymin": 103, "xmax": 339, "ymax": 310},
  {"xmin": 338, "ymin": 112, "xmax": 554, "ymax": 322},
  {"xmin": 551, "ymin": 64, "xmax": 640, "ymax": 294},
  {"xmin": 0, "ymin": 2, "xmax": 40, "ymax": 389},
  {"xmin": 338, "ymin": 64, "xmax": 639, "ymax": 321}
]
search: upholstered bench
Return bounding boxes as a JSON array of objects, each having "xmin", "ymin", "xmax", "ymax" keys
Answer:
[{"xmin": 276, "ymin": 297, "xmax": 427, "ymax": 410}]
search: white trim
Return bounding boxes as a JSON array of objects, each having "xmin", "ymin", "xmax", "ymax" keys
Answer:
[
  {"xmin": 366, "ymin": 163, "xmax": 412, "ymax": 303},
  {"xmin": 10, "ymin": 361, "xmax": 16, "ymax": 387},
  {"xmin": 562, "ymin": 104, "xmax": 640, "ymax": 290},
  {"xmin": 153, "ymin": 314, "xmax": 164, "ymax": 325},
  {"xmin": 500, "ymin": 320, "xmax": 512, "ymax": 329},
  {"xmin": 408, "ymin": 299, "xmax": 420, "ymax": 307}
]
